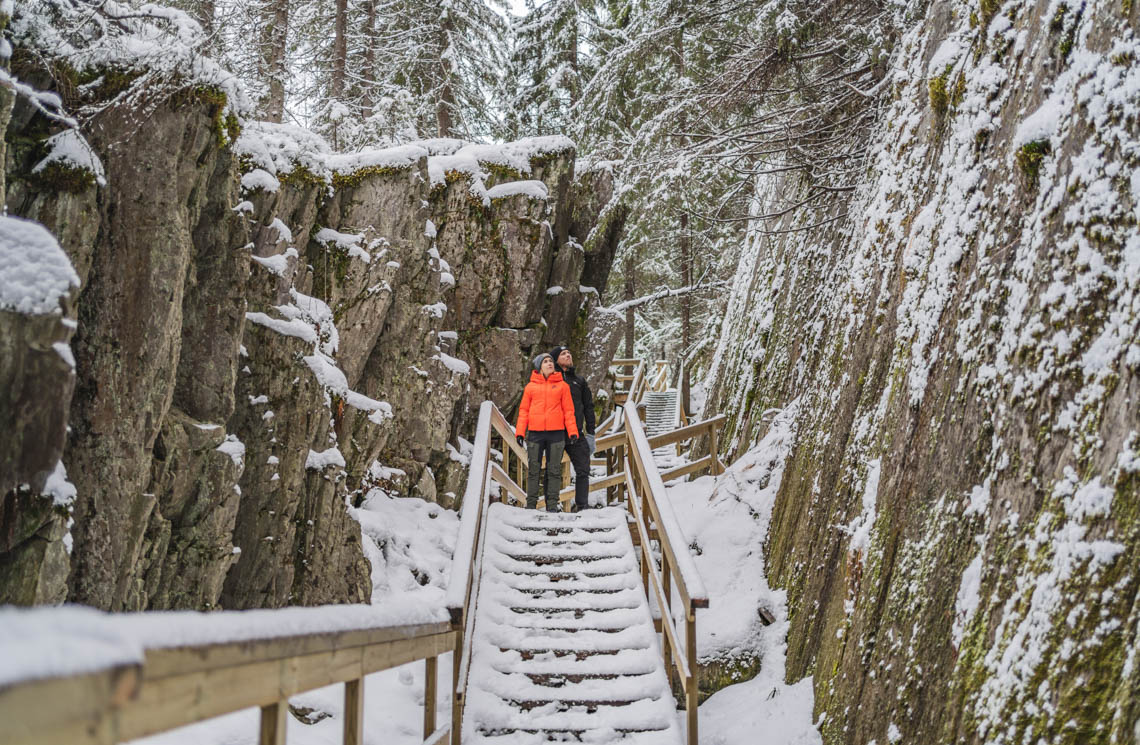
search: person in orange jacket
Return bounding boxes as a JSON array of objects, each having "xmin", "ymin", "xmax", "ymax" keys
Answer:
[{"xmin": 515, "ymin": 352, "xmax": 580, "ymax": 511}]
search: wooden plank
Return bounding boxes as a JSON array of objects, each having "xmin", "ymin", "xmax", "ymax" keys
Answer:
[
  {"xmin": 659, "ymin": 455, "xmax": 713, "ymax": 483},
  {"xmin": 344, "ymin": 679, "xmax": 363, "ymax": 745},
  {"xmin": 423, "ymin": 656, "xmax": 437, "ymax": 740},
  {"xmin": 490, "ymin": 462, "xmax": 526, "ymax": 504},
  {"xmin": 625, "ymin": 471, "xmax": 691, "ymax": 686},
  {"xmin": 563, "ymin": 470, "xmax": 626, "ymax": 496},
  {"xmin": 593, "ymin": 430, "xmax": 626, "ymax": 453},
  {"xmin": 490, "ymin": 406, "xmax": 526, "ymax": 463},
  {"xmin": 424, "ymin": 725, "xmax": 450, "ymax": 745},
  {"xmin": 611, "ymin": 358, "xmax": 639, "ymax": 367},
  {"xmin": 259, "ymin": 701, "xmax": 286, "ymax": 745},
  {"xmin": 0, "ymin": 664, "xmax": 140, "ymax": 745},
  {"xmin": 645, "ymin": 415, "xmax": 727, "ymax": 450},
  {"xmin": 628, "ymin": 526, "xmax": 660, "ymax": 546},
  {"xmin": 114, "ymin": 631, "xmax": 456, "ymax": 742}
]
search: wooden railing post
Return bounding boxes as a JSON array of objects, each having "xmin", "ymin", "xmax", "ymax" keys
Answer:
[
  {"xmin": 662, "ymin": 555, "xmax": 673, "ymax": 688},
  {"xmin": 562, "ymin": 453, "xmax": 571, "ymax": 493},
  {"xmin": 605, "ymin": 449, "xmax": 614, "ymax": 505},
  {"xmin": 424, "ymin": 656, "xmax": 437, "ymax": 740},
  {"xmin": 446, "ymin": 628, "xmax": 460, "ymax": 745},
  {"xmin": 344, "ymin": 679, "xmax": 363, "ymax": 745},
  {"xmin": 451, "ymin": 626, "xmax": 463, "ymax": 745},
  {"xmin": 686, "ymin": 609, "xmax": 698, "ymax": 745},
  {"xmin": 709, "ymin": 421, "xmax": 722, "ymax": 476},
  {"xmin": 259, "ymin": 701, "xmax": 287, "ymax": 745},
  {"xmin": 615, "ymin": 443, "xmax": 625, "ymax": 502}
]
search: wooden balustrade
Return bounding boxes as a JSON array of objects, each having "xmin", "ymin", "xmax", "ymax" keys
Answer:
[
  {"xmin": 620, "ymin": 399, "xmax": 708, "ymax": 745},
  {"xmin": 2, "ymin": 619, "xmax": 457, "ymax": 745}
]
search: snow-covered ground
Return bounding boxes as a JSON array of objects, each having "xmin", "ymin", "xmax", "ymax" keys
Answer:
[{"xmin": 659, "ymin": 402, "xmax": 822, "ymax": 745}]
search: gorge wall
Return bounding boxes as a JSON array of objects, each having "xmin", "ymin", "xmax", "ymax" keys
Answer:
[
  {"xmin": 703, "ymin": 0, "xmax": 1139, "ymax": 741},
  {"xmin": 0, "ymin": 18, "xmax": 624, "ymax": 611}
]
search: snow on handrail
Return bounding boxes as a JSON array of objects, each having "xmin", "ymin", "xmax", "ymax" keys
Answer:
[
  {"xmin": 623, "ymin": 400, "xmax": 708, "ymax": 606},
  {"xmin": 0, "ymin": 602, "xmax": 449, "ymax": 689}
]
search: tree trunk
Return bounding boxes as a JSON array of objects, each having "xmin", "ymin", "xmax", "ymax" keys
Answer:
[
  {"xmin": 332, "ymin": 0, "xmax": 347, "ymax": 99},
  {"xmin": 258, "ymin": 0, "xmax": 289, "ymax": 123},
  {"xmin": 624, "ymin": 253, "xmax": 635, "ymax": 358},
  {"xmin": 680, "ymin": 212, "xmax": 692, "ymax": 415},
  {"xmin": 436, "ymin": 13, "xmax": 456, "ymax": 137},
  {"xmin": 361, "ymin": 0, "xmax": 377, "ymax": 118},
  {"xmin": 196, "ymin": 0, "xmax": 216, "ymax": 35},
  {"xmin": 673, "ymin": 21, "xmax": 691, "ymax": 415}
]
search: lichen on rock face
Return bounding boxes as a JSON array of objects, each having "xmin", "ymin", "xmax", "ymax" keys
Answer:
[{"xmin": 700, "ymin": 0, "xmax": 1140, "ymax": 740}]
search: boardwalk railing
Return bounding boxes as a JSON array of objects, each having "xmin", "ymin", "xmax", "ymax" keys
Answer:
[
  {"xmin": 622, "ymin": 399, "xmax": 708, "ymax": 744},
  {"xmin": 2, "ymin": 613, "xmax": 457, "ymax": 745},
  {"xmin": 611, "ymin": 358, "xmax": 646, "ymax": 405}
]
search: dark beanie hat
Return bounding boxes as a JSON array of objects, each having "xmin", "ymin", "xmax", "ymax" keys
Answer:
[
  {"xmin": 550, "ymin": 346, "xmax": 569, "ymax": 364},
  {"xmin": 532, "ymin": 352, "xmax": 552, "ymax": 371}
]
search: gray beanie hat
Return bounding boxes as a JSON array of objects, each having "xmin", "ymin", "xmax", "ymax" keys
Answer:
[{"xmin": 532, "ymin": 353, "xmax": 552, "ymax": 371}]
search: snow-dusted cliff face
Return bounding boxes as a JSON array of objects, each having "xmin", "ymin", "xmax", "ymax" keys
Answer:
[
  {"xmin": 704, "ymin": 0, "xmax": 1139, "ymax": 741},
  {"xmin": 1, "ymin": 6, "xmax": 624, "ymax": 610}
]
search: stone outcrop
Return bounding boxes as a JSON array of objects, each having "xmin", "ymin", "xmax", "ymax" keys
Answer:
[
  {"xmin": 702, "ymin": 0, "xmax": 1139, "ymax": 741},
  {"xmin": 2, "ymin": 58, "xmax": 621, "ymax": 611}
]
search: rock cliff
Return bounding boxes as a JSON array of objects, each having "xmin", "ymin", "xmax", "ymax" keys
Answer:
[
  {"xmin": 1, "ymin": 42, "xmax": 623, "ymax": 610},
  {"xmin": 702, "ymin": 0, "xmax": 1139, "ymax": 741}
]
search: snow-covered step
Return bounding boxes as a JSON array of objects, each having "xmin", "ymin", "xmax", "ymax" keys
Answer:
[{"xmin": 463, "ymin": 504, "xmax": 682, "ymax": 745}]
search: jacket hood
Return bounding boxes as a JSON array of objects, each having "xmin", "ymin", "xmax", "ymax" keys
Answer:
[{"xmin": 530, "ymin": 370, "xmax": 563, "ymax": 384}]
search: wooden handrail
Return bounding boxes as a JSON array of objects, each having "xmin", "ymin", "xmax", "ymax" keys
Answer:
[
  {"xmin": 593, "ymin": 414, "xmax": 725, "ymax": 455},
  {"xmin": 620, "ymin": 399, "xmax": 707, "ymax": 745},
  {"xmin": 623, "ymin": 400, "xmax": 708, "ymax": 609},
  {"xmin": 1, "ymin": 615, "xmax": 456, "ymax": 745}
]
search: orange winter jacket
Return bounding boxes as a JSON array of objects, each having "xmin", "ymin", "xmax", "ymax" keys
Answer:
[{"xmin": 515, "ymin": 370, "xmax": 580, "ymax": 438}]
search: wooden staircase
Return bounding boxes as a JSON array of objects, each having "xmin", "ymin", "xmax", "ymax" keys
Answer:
[
  {"xmin": 461, "ymin": 505, "xmax": 682, "ymax": 745},
  {"xmin": 449, "ymin": 390, "xmax": 716, "ymax": 745}
]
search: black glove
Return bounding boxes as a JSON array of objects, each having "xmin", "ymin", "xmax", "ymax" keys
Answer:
[
  {"xmin": 569, "ymin": 434, "xmax": 579, "ymax": 445},
  {"xmin": 516, "ymin": 435, "xmax": 525, "ymax": 447}
]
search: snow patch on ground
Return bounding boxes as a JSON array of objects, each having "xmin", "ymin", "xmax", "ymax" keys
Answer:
[{"xmin": 660, "ymin": 402, "xmax": 820, "ymax": 744}]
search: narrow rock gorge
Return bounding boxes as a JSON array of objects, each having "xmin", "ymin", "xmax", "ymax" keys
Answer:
[
  {"xmin": 1, "ymin": 39, "xmax": 625, "ymax": 610},
  {"xmin": 700, "ymin": 0, "xmax": 1139, "ymax": 740}
]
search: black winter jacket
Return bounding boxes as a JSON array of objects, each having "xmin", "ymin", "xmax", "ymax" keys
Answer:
[{"xmin": 559, "ymin": 366, "xmax": 596, "ymax": 435}]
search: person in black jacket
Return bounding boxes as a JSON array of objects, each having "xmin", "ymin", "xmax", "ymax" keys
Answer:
[{"xmin": 549, "ymin": 345, "xmax": 597, "ymax": 511}]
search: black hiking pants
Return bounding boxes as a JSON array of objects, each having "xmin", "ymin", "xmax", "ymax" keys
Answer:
[
  {"xmin": 526, "ymin": 430, "xmax": 565, "ymax": 511},
  {"xmin": 565, "ymin": 436, "xmax": 591, "ymax": 507}
]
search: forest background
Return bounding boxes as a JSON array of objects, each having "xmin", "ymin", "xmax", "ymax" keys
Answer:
[{"xmin": 168, "ymin": 0, "xmax": 890, "ymax": 405}]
